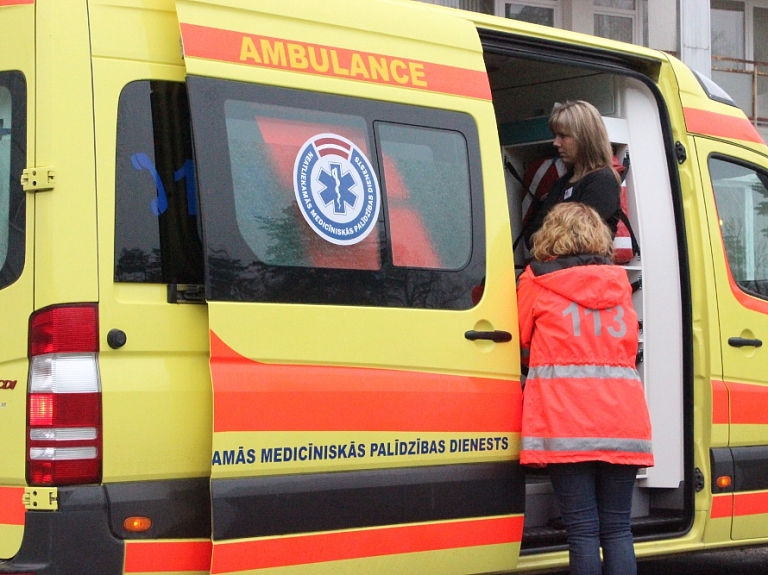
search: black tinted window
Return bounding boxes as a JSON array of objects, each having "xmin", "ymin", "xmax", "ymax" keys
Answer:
[
  {"xmin": 187, "ymin": 77, "xmax": 485, "ymax": 309},
  {"xmin": 114, "ymin": 81, "xmax": 203, "ymax": 284},
  {"xmin": 0, "ymin": 71, "xmax": 26, "ymax": 290}
]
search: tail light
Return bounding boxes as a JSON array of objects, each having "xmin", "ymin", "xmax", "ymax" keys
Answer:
[{"xmin": 27, "ymin": 304, "xmax": 102, "ymax": 486}]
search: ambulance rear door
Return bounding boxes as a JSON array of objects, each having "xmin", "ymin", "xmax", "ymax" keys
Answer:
[
  {"xmin": 0, "ymin": 0, "xmax": 33, "ymax": 561},
  {"xmin": 176, "ymin": 0, "xmax": 523, "ymax": 573}
]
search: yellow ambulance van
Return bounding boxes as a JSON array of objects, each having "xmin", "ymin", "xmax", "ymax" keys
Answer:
[{"xmin": 0, "ymin": 0, "xmax": 767, "ymax": 573}]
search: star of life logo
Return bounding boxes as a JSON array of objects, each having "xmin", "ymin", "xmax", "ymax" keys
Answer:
[{"xmin": 293, "ymin": 133, "xmax": 381, "ymax": 246}]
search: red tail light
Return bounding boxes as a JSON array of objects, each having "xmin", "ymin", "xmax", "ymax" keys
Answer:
[
  {"xmin": 29, "ymin": 303, "xmax": 98, "ymax": 356},
  {"xmin": 27, "ymin": 304, "xmax": 102, "ymax": 486}
]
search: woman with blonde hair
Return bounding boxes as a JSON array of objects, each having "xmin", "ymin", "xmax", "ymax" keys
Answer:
[
  {"xmin": 518, "ymin": 202, "xmax": 653, "ymax": 575},
  {"xmin": 524, "ymin": 100, "xmax": 621, "ymax": 245}
]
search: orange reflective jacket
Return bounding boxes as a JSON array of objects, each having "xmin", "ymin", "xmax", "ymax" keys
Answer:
[{"xmin": 517, "ymin": 255, "xmax": 653, "ymax": 467}]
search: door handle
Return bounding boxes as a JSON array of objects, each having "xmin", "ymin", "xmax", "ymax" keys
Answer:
[
  {"xmin": 728, "ymin": 337, "xmax": 763, "ymax": 348},
  {"xmin": 465, "ymin": 330, "xmax": 512, "ymax": 343}
]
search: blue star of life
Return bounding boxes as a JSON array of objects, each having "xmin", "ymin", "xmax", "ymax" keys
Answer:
[
  {"xmin": 293, "ymin": 133, "xmax": 381, "ymax": 246},
  {"xmin": 317, "ymin": 162, "xmax": 358, "ymax": 215}
]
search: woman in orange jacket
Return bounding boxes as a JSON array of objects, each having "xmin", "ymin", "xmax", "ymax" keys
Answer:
[{"xmin": 517, "ymin": 202, "xmax": 653, "ymax": 575}]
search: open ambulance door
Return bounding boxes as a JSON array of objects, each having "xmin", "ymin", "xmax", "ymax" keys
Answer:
[
  {"xmin": 0, "ymin": 0, "xmax": 33, "ymax": 562},
  {"xmin": 176, "ymin": 1, "xmax": 524, "ymax": 573},
  {"xmin": 696, "ymin": 135, "xmax": 768, "ymax": 541}
]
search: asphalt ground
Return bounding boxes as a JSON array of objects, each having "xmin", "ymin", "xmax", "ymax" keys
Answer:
[{"xmin": 548, "ymin": 545, "xmax": 768, "ymax": 574}]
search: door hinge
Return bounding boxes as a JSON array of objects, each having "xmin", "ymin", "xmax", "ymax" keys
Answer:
[
  {"xmin": 23, "ymin": 486, "xmax": 58, "ymax": 511},
  {"xmin": 694, "ymin": 467, "xmax": 705, "ymax": 492},
  {"xmin": 21, "ymin": 166, "xmax": 56, "ymax": 192},
  {"xmin": 674, "ymin": 141, "xmax": 687, "ymax": 164}
]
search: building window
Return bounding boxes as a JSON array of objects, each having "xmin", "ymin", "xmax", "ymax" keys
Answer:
[
  {"xmin": 594, "ymin": 0, "xmax": 639, "ymax": 43},
  {"xmin": 710, "ymin": 1, "xmax": 768, "ymax": 125},
  {"xmin": 416, "ymin": 0, "xmax": 494, "ymax": 13},
  {"xmin": 496, "ymin": 0, "xmax": 559, "ymax": 27},
  {"xmin": 711, "ymin": 0, "xmax": 746, "ymax": 66}
]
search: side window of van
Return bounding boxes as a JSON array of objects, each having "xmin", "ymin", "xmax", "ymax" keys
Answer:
[
  {"xmin": 0, "ymin": 71, "xmax": 26, "ymax": 291},
  {"xmin": 114, "ymin": 81, "xmax": 203, "ymax": 285},
  {"xmin": 378, "ymin": 123, "xmax": 472, "ymax": 270},
  {"xmin": 710, "ymin": 156, "xmax": 768, "ymax": 299},
  {"xmin": 187, "ymin": 77, "xmax": 485, "ymax": 309}
]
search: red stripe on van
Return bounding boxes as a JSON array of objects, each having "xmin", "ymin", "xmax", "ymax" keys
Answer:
[
  {"xmin": 0, "ymin": 487, "xmax": 25, "ymax": 525},
  {"xmin": 734, "ymin": 491, "xmax": 768, "ymax": 517},
  {"xmin": 684, "ymin": 107, "xmax": 764, "ymax": 144},
  {"xmin": 124, "ymin": 540, "xmax": 212, "ymax": 573},
  {"xmin": 726, "ymin": 381, "xmax": 768, "ymax": 425},
  {"xmin": 211, "ymin": 515, "xmax": 523, "ymax": 573},
  {"xmin": 210, "ymin": 331, "xmax": 522, "ymax": 433},
  {"xmin": 179, "ymin": 23, "xmax": 492, "ymax": 100},
  {"xmin": 0, "ymin": 0, "xmax": 34, "ymax": 5},
  {"xmin": 710, "ymin": 494, "xmax": 733, "ymax": 519},
  {"xmin": 712, "ymin": 379, "xmax": 729, "ymax": 425}
]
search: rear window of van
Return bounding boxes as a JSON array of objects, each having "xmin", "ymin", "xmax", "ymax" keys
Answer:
[
  {"xmin": 0, "ymin": 71, "xmax": 26, "ymax": 290},
  {"xmin": 114, "ymin": 81, "xmax": 203, "ymax": 285}
]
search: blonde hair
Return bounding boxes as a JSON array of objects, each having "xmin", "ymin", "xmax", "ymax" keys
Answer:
[
  {"xmin": 530, "ymin": 202, "xmax": 614, "ymax": 261},
  {"xmin": 549, "ymin": 100, "xmax": 618, "ymax": 179}
]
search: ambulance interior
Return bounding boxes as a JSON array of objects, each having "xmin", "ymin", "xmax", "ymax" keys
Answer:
[{"xmin": 482, "ymin": 46, "xmax": 690, "ymax": 549}]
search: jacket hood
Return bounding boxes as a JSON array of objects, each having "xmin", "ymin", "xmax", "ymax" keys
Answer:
[{"xmin": 528, "ymin": 255, "xmax": 629, "ymax": 310}]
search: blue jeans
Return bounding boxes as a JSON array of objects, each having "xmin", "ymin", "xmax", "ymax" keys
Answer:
[{"xmin": 548, "ymin": 462, "xmax": 638, "ymax": 575}]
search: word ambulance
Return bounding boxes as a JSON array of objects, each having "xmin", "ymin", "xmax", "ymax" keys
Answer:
[{"xmin": 0, "ymin": 0, "xmax": 766, "ymax": 574}]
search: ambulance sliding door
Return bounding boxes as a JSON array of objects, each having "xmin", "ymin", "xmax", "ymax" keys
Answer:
[
  {"xmin": 696, "ymin": 136, "xmax": 768, "ymax": 541},
  {"xmin": 0, "ymin": 0, "xmax": 33, "ymax": 561},
  {"xmin": 177, "ymin": 1, "xmax": 523, "ymax": 574}
]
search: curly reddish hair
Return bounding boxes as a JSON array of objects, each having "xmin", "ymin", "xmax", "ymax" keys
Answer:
[{"xmin": 530, "ymin": 202, "xmax": 614, "ymax": 261}]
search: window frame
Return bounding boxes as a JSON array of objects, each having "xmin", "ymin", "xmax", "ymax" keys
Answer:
[
  {"xmin": 186, "ymin": 76, "xmax": 487, "ymax": 309},
  {"xmin": 0, "ymin": 70, "xmax": 26, "ymax": 291}
]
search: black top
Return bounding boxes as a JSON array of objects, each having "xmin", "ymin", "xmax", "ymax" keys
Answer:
[
  {"xmin": 524, "ymin": 166, "xmax": 620, "ymax": 246},
  {"xmin": 530, "ymin": 254, "xmax": 613, "ymax": 277}
]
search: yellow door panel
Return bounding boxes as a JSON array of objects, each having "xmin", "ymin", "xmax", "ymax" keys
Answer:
[
  {"xmin": 0, "ymin": 0, "xmax": 34, "ymax": 561},
  {"xmin": 89, "ymin": 2, "xmax": 212, "ymax": 481},
  {"xmin": 696, "ymin": 136, "xmax": 768, "ymax": 541},
  {"xmin": 177, "ymin": 1, "xmax": 522, "ymax": 573}
]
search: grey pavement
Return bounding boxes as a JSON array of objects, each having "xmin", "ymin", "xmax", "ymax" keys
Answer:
[{"xmin": 546, "ymin": 545, "xmax": 768, "ymax": 574}]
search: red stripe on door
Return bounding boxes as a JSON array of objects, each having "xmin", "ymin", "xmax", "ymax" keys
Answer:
[
  {"xmin": 0, "ymin": 0, "xmax": 34, "ymax": 5},
  {"xmin": 734, "ymin": 491, "xmax": 768, "ymax": 517},
  {"xmin": 726, "ymin": 381, "xmax": 768, "ymax": 425},
  {"xmin": 211, "ymin": 331, "xmax": 522, "ymax": 433},
  {"xmin": 723, "ymin": 256, "xmax": 768, "ymax": 315},
  {"xmin": 0, "ymin": 487, "xmax": 25, "ymax": 525},
  {"xmin": 684, "ymin": 107, "xmax": 764, "ymax": 144},
  {"xmin": 179, "ymin": 23, "xmax": 492, "ymax": 100},
  {"xmin": 710, "ymin": 494, "xmax": 733, "ymax": 519},
  {"xmin": 124, "ymin": 541, "xmax": 212, "ymax": 573},
  {"xmin": 211, "ymin": 515, "xmax": 523, "ymax": 573},
  {"xmin": 712, "ymin": 379, "xmax": 729, "ymax": 425}
]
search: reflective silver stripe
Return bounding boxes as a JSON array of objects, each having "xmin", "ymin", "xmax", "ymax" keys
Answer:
[
  {"xmin": 527, "ymin": 364, "xmax": 641, "ymax": 381},
  {"xmin": 522, "ymin": 436, "xmax": 653, "ymax": 454}
]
